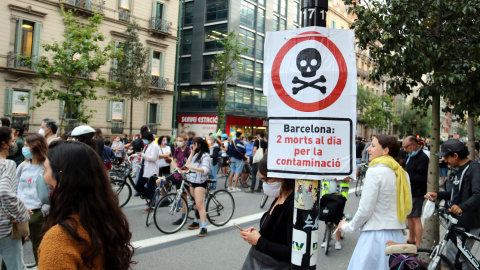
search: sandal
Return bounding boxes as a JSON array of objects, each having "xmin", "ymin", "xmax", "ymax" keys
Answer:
[{"xmin": 406, "ymin": 240, "xmax": 416, "ymax": 245}]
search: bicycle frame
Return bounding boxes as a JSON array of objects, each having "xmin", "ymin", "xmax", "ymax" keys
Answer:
[{"xmin": 430, "ymin": 209, "xmax": 480, "ymax": 270}]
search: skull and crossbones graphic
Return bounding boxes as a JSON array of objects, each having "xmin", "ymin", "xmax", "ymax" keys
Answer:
[{"xmin": 292, "ymin": 48, "xmax": 327, "ymax": 95}]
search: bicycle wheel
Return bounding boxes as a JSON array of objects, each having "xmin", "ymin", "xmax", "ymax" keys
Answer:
[
  {"xmin": 260, "ymin": 194, "xmax": 268, "ymax": 208},
  {"xmin": 146, "ymin": 189, "xmax": 162, "ymax": 227},
  {"xmin": 324, "ymin": 224, "xmax": 331, "ymax": 255},
  {"xmin": 416, "ymin": 249, "xmax": 455, "ymax": 270},
  {"xmin": 154, "ymin": 193, "xmax": 188, "ymax": 234},
  {"xmin": 111, "ymin": 180, "xmax": 131, "ymax": 208},
  {"xmin": 206, "ymin": 190, "xmax": 235, "ymax": 226},
  {"xmin": 355, "ymin": 173, "xmax": 364, "ymax": 196}
]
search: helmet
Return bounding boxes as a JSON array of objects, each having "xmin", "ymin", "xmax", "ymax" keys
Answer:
[
  {"xmin": 71, "ymin": 125, "xmax": 95, "ymax": 139},
  {"xmin": 221, "ymin": 133, "xmax": 228, "ymax": 139}
]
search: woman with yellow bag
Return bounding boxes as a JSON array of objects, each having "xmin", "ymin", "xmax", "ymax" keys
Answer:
[{"xmin": 338, "ymin": 134, "xmax": 412, "ymax": 270}]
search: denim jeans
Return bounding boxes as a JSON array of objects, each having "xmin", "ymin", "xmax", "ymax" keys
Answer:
[
  {"xmin": 210, "ymin": 164, "xmax": 218, "ymax": 182},
  {"xmin": 0, "ymin": 233, "xmax": 24, "ymax": 270},
  {"xmin": 250, "ymin": 163, "xmax": 260, "ymax": 191}
]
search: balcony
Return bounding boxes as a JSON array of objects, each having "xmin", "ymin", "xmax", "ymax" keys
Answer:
[
  {"xmin": 7, "ymin": 52, "xmax": 37, "ymax": 71},
  {"xmin": 147, "ymin": 124, "xmax": 158, "ymax": 134},
  {"xmin": 150, "ymin": 76, "xmax": 169, "ymax": 90},
  {"xmin": 111, "ymin": 121, "xmax": 124, "ymax": 134},
  {"xmin": 59, "ymin": 0, "xmax": 105, "ymax": 14},
  {"xmin": 148, "ymin": 17, "xmax": 172, "ymax": 36},
  {"xmin": 118, "ymin": 9, "xmax": 130, "ymax": 22},
  {"xmin": 11, "ymin": 116, "xmax": 30, "ymax": 131}
]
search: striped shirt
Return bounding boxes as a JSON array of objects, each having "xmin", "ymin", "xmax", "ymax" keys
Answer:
[
  {"xmin": 0, "ymin": 159, "xmax": 30, "ymax": 238},
  {"xmin": 187, "ymin": 153, "xmax": 211, "ymax": 184}
]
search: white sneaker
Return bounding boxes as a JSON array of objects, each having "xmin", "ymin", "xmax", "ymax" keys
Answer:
[
  {"xmin": 320, "ymin": 241, "xmax": 329, "ymax": 248},
  {"xmin": 335, "ymin": 242, "xmax": 342, "ymax": 250},
  {"xmin": 228, "ymin": 186, "xmax": 233, "ymax": 192},
  {"xmin": 234, "ymin": 187, "xmax": 242, "ymax": 192}
]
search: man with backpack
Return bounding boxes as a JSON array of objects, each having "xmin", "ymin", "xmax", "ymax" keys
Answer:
[
  {"xmin": 227, "ymin": 131, "xmax": 246, "ymax": 192},
  {"xmin": 425, "ymin": 139, "xmax": 480, "ymax": 270}
]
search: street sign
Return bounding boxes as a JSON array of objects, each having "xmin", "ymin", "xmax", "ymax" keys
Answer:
[{"xmin": 264, "ymin": 27, "xmax": 357, "ymax": 180}]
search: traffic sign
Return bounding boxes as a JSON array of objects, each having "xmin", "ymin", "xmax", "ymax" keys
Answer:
[{"xmin": 264, "ymin": 27, "xmax": 357, "ymax": 180}]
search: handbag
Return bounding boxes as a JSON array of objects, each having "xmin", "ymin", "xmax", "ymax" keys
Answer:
[
  {"xmin": 241, "ymin": 246, "xmax": 290, "ymax": 270},
  {"xmin": 253, "ymin": 139, "xmax": 264, "ymax": 164},
  {"xmin": 0, "ymin": 206, "xmax": 29, "ymax": 239},
  {"xmin": 161, "ymin": 147, "xmax": 172, "ymax": 164},
  {"xmin": 389, "ymin": 253, "xmax": 427, "ymax": 270}
]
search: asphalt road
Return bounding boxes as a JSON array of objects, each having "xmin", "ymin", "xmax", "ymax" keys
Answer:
[{"xmin": 21, "ymin": 177, "xmax": 363, "ymax": 269}]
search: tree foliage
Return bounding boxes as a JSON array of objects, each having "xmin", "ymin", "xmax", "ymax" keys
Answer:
[
  {"xmin": 112, "ymin": 20, "xmax": 149, "ymax": 137},
  {"xmin": 396, "ymin": 103, "xmax": 432, "ymax": 139},
  {"xmin": 357, "ymin": 84, "xmax": 398, "ymax": 131},
  {"xmin": 210, "ymin": 29, "xmax": 248, "ymax": 131},
  {"xmin": 25, "ymin": 5, "xmax": 119, "ymax": 133}
]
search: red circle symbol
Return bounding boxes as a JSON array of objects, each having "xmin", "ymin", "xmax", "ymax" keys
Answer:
[{"xmin": 271, "ymin": 31, "xmax": 348, "ymax": 112}]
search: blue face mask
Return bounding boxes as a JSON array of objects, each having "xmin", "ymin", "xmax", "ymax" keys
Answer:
[
  {"xmin": 143, "ymin": 139, "xmax": 148, "ymax": 145},
  {"xmin": 22, "ymin": 147, "xmax": 33, "ymax": 159}
]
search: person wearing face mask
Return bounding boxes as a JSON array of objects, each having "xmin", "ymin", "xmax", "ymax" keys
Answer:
[
  {"xmin": 240, "ymin": 154, "xmax": 294, "ymax": 268},
  {"xmin": 38, "ymin": 119, "xmax": 60, "ymax": 145},
  {"xmin": 135, "ymin": 132, "xmax": 160, "ymax": 213},
  {"xmin": 7, "ymin": 124, "xmax": 25, "ymax": 166},
  {"xmin": 15, "ymin": 134, "xmax": 48, "ymax": 269},
  {"xmin": 208, "ymin": 136, "xmax": 220, "ymax": 190},
  {"xmin": 0, "ymin": 127, "xmax": 30, "ymax": 270},
  {"xmin": 338, "ymin": 135, "xmax": 412, "ymax": 270},
  {"xmin": 220, "ymin": 134, "xmax": 229, "ymax": 177},
  {"xmin": 157, "ymin": 135, "xmax": 171, "ymax": 176},
  {"xmin": 111, "ymin": 136, "xmax": 125, "ymax": 164}
]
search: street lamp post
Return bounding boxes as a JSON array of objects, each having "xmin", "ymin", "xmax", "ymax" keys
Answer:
[{"xmin": 290, "ymin": 1, "xmax": 328, "ymax": 269}]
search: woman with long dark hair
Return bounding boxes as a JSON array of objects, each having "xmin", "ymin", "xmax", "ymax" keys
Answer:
[
  {"xmin": 240, "ymin": 154, "xmax": 294, "ymax": 268},
  {"xmin": 38, "ymin": 140, "xmax": 134, "ymax": 269},
  {"xmin": 184, "ymin": 137, "xmax": 211, "ymax": 237},
  {"xmin": 16, "ymin": 134, "xmax": 48, "ymax": 268}
]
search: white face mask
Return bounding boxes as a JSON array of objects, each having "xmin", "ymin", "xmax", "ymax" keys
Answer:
[
  {"xmin": 38, "ymin": 128, "xmax": 46, "ymax": 136},
  {"xmin": 177, "ymin": 142, "xmax": 184, "ymax": 148},
  {"xmin": 263, "ymin": 181, "xmax": 282, "ymax": 198},
  {"xmin": 115, "ymin": 138, "xmax": 120, "ymax": 142}
]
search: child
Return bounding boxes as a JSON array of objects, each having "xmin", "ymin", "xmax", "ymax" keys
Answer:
[{"xmin": 103, "ymin": 140, "xmax": 116, "ymax": 170}]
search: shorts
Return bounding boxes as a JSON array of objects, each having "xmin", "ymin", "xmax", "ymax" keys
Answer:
[
  {"xmin": 356, "ymin": 158, "xmax": 362, "ymax": 167},
  {"xmin": 166, "ymin": 174, "xmax": 183, "ymax": 190},
  {"xmin": 231, "ymin": 160, "xmax": 244, "ymax": 175},
  {"xmin": 408, "ymin": 196, "xmax": 424, "ymax": 218},
  {"xmin": 190, "ymin": 181, "xmax": 208, "ymax": 189},
  {"xmin": 222, "ymin": 156, "xmax": 229, "ymax": 167},
  {"xmin": 439, "ymin": 167, "xmax": 448, "ymax": 177}
]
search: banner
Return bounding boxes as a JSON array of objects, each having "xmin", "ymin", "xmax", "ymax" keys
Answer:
[{"xmin": 12, "ymin": 91, "xmax": 29, "ymax": 116}]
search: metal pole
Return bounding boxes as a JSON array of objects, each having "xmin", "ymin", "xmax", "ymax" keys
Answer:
[{"xmin": 291, "ymin": 2, "xmax": 328, "ymax": 269}]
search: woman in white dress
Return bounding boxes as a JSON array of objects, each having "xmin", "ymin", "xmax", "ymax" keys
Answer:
[{"xmin": 339, "ymin": 134, "xmax": 412, "ymax": 270}]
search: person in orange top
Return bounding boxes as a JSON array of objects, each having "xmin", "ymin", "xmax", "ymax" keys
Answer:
[{"xmin": 38, "ymin": 140, "xmax": 134, "ymax": 269}]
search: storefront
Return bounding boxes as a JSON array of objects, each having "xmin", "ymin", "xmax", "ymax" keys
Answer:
[{"xmin": 178, "ymin": 114, "xmax": 268, "ymax": 138}]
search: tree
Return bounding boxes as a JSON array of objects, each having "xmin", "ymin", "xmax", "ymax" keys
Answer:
[
  {"xmin": 112, "ymin": 20, "xmax": 149, "ymax": 138},
  {"xmin": 344, "ymin": 0, "xmax": 480, "ymax": 246},
  {"xmin": 357, "ymin": 84, "xmax": 398, "ymax": 132},
  {"xmin": 396, "ymin": 103, "xmax": 432, "ymax": 139},
  {"xmin": 210, "ymin": 29, "xmax": 248, "ymax": 131},
  {"xmin": 24, "ymin": 5, "xmax": 118, "ymax": 134}
]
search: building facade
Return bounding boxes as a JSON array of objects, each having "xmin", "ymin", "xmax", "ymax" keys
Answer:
[{"xmin": 0, "ymin": 0, "xmax": 178, "ymax": 137}]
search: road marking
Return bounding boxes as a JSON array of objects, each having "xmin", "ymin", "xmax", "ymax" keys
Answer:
[{"xmin": 132, "ymin": 212, "xmax": 265, "ymax": 250}]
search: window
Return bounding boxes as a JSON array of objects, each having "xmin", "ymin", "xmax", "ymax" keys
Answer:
[
  {"xmin": 240, "ymin": 0, "xmax": 256, "ymax": 30},
  {"xmin": 60, "ymin": 99, "xmax": 81, "ymax": 120},
  {"xmin": 203, "ymin": 55, "xmax": 216, "ymax": 80},
  {"xmin": 182, "ymin": 29, "xmax": 192, "ymax": 54},
  {"xmin": 257, "ymin": 8, "xmax": 265, "ymax": 33},
  {"xmin": 206, "ymin": 0, "xmax": 228, "ymax": 22},
  {"xmin": 226, "ymin": 87, "xmax": 251, "ymax": 111},
  {"xmin": 107, "ymin": 100, "xmax": 126, "ymax": 123},
  {"xmin": 331, "ymin": 20, "xmax": 336, "ymax": 29},
  {"xmin": 149, "ymin": 50, "xmax": 167, "ymax": 88},
  {"xmin": 255, "ymin": 35, "xmax": 264, "ymax": 60},
  {"xmin": 273, "ymin": 0, "xmax": 279, "ymax": 14},
  {"xmin": 238, "ymin": 58, "xmax": 254, "ymax": 85},
  {"xmin": 184, "ymin": 2, "xmax": 194, "ymax": 26},
  {"xmin": 272, "ymin": 15, "xmax": 279, "ymax": 31},
  {"xmin": 254, "ymin": 90, "xmax": 267, "ymax": 112},
  {"xmin": 155, "ymin": 2, "xmax": 164, "ymax": 20},
  {"xmin": 258, "ymin": 0, "xmax": 265, "ymax": 6},
  {"xmin": 280, "ymin": 0, "xmax": 287, "ymax": 17},
  {"xmin": 255, "ymin": 62, "xmax": 263, "ymax": 87},
  {"xmin": 280, "ymin": 18, "xmax": 286, "ymax": 30},
  {"xmin": 4, "ymin": 89, "xmax": 31, "ymax": 117},
  {"xmin": 12, "ymin": 19, "xmax": 42, "ymax": 69},
  {"xmin": 151, "ymin": 1, "xmax": 169, "ymax": 32},
  {"xmin": 118, "ymin": 0, "xmax": 131, "ymax": 21},
  {"xmin": 293, "ymin": 2, "xmax": 300, "ymax": 24},
  {"xmin": 180, "ymin": 58, "xmax": 191, "ymax": 82},
  {"xmin": 204, "ymin": 24, "xmax": 227, "ymax": 51},
  {"xmin": 147, "ymin": 103, "xmax": 162, "ymax": 133},
  {"xmin": 180, "ymin": 86, "xmax": 219, "ymax": 110},
  {"xmin": 19, "ymin": 21, "xmax": 34, "ymax": 57},
  {"xmin": 239, "ymin": 28, "xmax": 255, "ymax": 57}
]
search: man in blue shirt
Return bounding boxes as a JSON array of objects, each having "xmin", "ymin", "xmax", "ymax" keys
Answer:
[
  {"xmin": 240, "ymin": 136, "xmax": 254, "ymax": 188},
  {"xmin": 227, "ymin": 131, "xmax": 246, "ymax": 192}
]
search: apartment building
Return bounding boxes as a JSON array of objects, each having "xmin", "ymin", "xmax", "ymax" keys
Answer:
[{"xmin": 0, "ymin": 0, "xmax": 178, "ymax": 136}]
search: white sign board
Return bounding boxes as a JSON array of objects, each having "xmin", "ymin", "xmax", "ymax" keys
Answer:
[
  {"xmin": 112, "ymin": 101, "xmax": 124, "ymax": 121},
  {"xmin": 12, "ymin": 91, "xmax": 29, "ymax": 115},
  {"xmin": 264, "ymin": 27, "xmax": 357, "ymax": 180}
]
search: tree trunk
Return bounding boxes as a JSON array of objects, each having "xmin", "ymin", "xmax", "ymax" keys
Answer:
[
  {"xmin": 468, "ymin": 115, "xmax": 475, "ymax": 160},
  {"xmin": 422, "ymin": 93, "xmax": 440, "ymax": 248},
  {"xmin": 129, "ymin": 95, "xmax": 134, "ymax": 139}
]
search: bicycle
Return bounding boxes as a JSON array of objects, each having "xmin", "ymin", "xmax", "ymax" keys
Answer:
[
  {"xmin": 223, "ymin": 162, "xmax": 252, "ymax": 189},
  {"xmin": 153, "ymin": 169, "xmax": 235, "ymax": 234},
  {"xmin": 322, "ymin": 214, "xmax": 351, "ymax": 256},
  {"xmin": 355, "ymin": 163, "xmax": 368, "ymax": 196}
]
